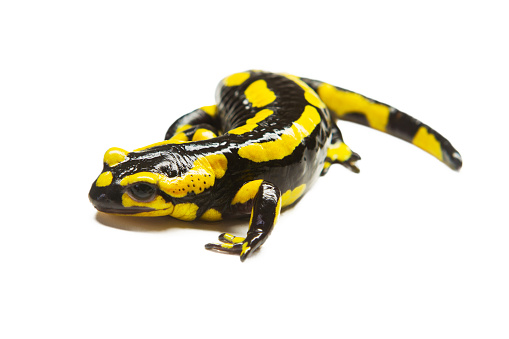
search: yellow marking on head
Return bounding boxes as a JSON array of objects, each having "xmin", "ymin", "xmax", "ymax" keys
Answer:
[
  {"xmin": 200, "ymin": 208, "xmax": 222, "ymax": 221},
  {"xmin": 122, "ymin": 194, "xmax": 173, "ymax": 211},
  {"xmin": 281, "ymin": 73, "xmax": 326, "ymax": 109},
  {"xmin": 231, "ymin": 179, "xmax": 263, "ymax": 205},
  {"xmin": 317, "ymin": 83, "xmax": 390, "ymax": 132},
  {"xmin": 119, "ymin": 153, "xmax": 227, "ymax": 198},
  {"xmin": 223, "ymin": 72, "xmax": 251, "ymax": 87},
  {"xmin": 244, "ymin": 80, "xmax": 276, "ymax": 108},
  {"xmin": 201, "ymin": 105, "xmax": 217, "ymax": 117},
  {"xmin": 171, "ymin": 203, "xmax": 199, "ymax": 221},
  {"xmin": 120, "ymin": 172, "xmax": 158, "ymax": 186},
  {"xmin": 412, "ymin": 126, "xmax": 443, "ymax": 161},
  {"xmin": 96, "ymin": 171, "xmax": 113, "ymax": 187},
  {"xmin": 323, "ymin": 161, "xmax": 331, "ymax": 170},
  {"xmin": 205, "ymin": 153, "xmax": 228, "ymax": 178},
  {"xmin": 121, "ymin": 170, "xmax": 208, "ymax": 198},
  {"xmin": 109, "ymin": 210, "xmax": 173, "ymax": 217},
  {"xmin": 192, "ymin": 129, "xmax": 217, "ymax": 141},
  {"xmin": 119, "ymin": 193, "xmax": 175, "ymax": 217},
  {"xmin": 228, "ymin": 109, "xmax": 274, "ymax": 135},
  {"xmin": 327, "ymin": 141, "xmax": 353, "ymax": 162},
  {"xmin": 121, "ymin": 193, "xmax": 197, "ymax": 220},
  {"xmin": 238, "ymin": 105, "xmax": 321, "ymax": 162},
  {"xmin": 281, "ymin": 184, "xmax": 306, "ymax": 208},
  {"xmin": 104, "ymin": 147, "xmax": 128, "ymax": 167}
]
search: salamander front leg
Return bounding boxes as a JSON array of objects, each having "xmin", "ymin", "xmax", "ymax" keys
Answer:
[
  {"xmin": 165, "ymin": 105, "xmax": 221, "ymax": 141},
  {"xmin": 322, "ymin": 124, "xmax": 361, "ymax": 175},
  {"xmin": 166, "ymin": 124, "xmax": 219, "ymax": 143},
  {"xmin": 205, "ymin": 181, "xmax": 281, "ymax": 262}
]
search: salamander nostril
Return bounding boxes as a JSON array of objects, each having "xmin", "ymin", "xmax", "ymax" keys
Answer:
[
  {"xmin": 88, "ymin": 183, "xmax": 116, "ymax": 209},
  {"xmin": 96, "ymin": 193, "xmax": 110, "ymax": 202}
]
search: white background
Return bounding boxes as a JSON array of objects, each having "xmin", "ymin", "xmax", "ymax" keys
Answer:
[{"xmin": 1, "ymin": 1, "xmax": 507, "ymax": 338}]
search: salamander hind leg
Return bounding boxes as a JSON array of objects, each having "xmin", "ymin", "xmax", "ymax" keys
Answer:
[
  {"xmin": 205, "ymin": 180, "xmax": 281, "ymax": 262},
  {"xmin": 322, "ymin": 124, "xmax": 361, "ymax": 175}
]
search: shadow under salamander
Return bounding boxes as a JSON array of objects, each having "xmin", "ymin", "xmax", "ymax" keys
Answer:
[{"xmin": 95, "ymin": 212, "xmax": 250, "ymax": 235}]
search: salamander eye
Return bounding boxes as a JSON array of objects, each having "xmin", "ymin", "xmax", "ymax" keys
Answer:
[{"xmin": 127, "ymin": 183, "xmax": 157, "ymax": 202}]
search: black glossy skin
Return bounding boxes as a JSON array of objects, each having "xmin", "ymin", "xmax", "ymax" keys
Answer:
[
  {"xmin": 210, "ymin": 72, "xmax": 331, "ymax": 213},
  {"xmin": 90, "ymin": 70, "xmax": 462, "ymax": 261},
  {"xmin": 90, "ymin": 71, "xmax": 337, "ymax": 260},
  {"xmin": 90, "ymin": 72, "xmax": 332, "ymax": 219}
]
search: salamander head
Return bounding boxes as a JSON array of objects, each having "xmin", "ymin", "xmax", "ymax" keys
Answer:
[{"xmin": 89, "ymin": 145, "xmax": 228, "ymax": 218}]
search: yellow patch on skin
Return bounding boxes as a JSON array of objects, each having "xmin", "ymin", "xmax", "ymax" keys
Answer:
[
  {"xmin": 175, "ymin": 124, "xmax": 192, "ymax": 133},
  {"xmin": 228, "ymin": 109, "xmax": 274, "ymax": 135},
  {"xmin": 304, "ymin": 91, "xmax": 326, "ymax": 108},
  {"xmin": 205, "ymin": 153, "xmax": 228, "ymax": 179},
  {"xmin": 240, "ymin": 242, "xmax": 250, "ymax": 256},
  {"xmin": 192, "ymin": 129, "xmax": 217, "ymax": 141},
  {"xmin": 168, "ymin": 132, "xmax": 189, "ymax": 143},
  {"xmin": 104, "ymin": 147, "xmax": 128, "ymax": 167},
  {"xmin": 238, "ymin": 105, "xmax": 321, "ymax": 162},
  {"xmin": 231, "ymin": 180, "xmax": 263, "ymax": 205},
  {"xmin": 317, "ymin": 83, "xmax": 390, "ymax": 132},
  {"xmin": 244, "ymin": 80, "xmax": 276, "ymax": 108},
  {"xmin": 172, "ymin": 203, "xmax": 199, "ymax": 221},
  {"xmin": 248, "ymin": 205, "xmax": 254, "ymax": 227},
  {"xmin": 200, "ymin": 208, "xmax": 222, "ymax": 221},
  {"xmin": 281, "ymin": 73, "xmax": 326, "ymax": 109},
  {"xmin": 96, "ymin": 171, "xmax": 113, "ymax": 187},
  {"xmin": 281, "ymin": 184, "xmax": 306, "ymax": 208},
  {"xmin": 201, "ymin": 105, "xmax": 217, "ymax": 117},
  {"xmin": 120, "ymin": 172, "xmax": 158, "ymax": 186},
  {"xmin": 223, "ymin": 72, "xmax": 251, "ymax": 87},
  {"xmin": 222, "ymin": 233, "xmax": 245, "ymax": 243},
  {"xmin": 327, "ymin": 141, "xmax": 353, "ymax": 162},
  {"xmin": 412, "ymin": 126, "xmax": 443, "ymax": 161},
  {"xmin": 111, "ymin": 209, "xmax": 175, "ymax": 217},
  {"xmin": 122, "ymin": 194, "xmax": 173, "ymax": 210},
  {"xmin": 119, "ymin": 153, "xmax": 227, "ymax": 198},
  {"xmin": 123, "ymin": 169, "xmax": 208, "ymax": 197},
  {"xmin": 120, "ymin": 194, "xmax": 198, "ymax": 220}
]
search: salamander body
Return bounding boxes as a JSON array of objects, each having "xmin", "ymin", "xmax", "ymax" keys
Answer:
[{"xmin": 89, "ymin": 70, "xmax": 462, "ymax": 261}]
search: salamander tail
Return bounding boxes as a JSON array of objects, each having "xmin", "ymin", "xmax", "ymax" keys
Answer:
[{"xmin": 301, "ymin": 77, "xmax": 462, "ymax": 171}]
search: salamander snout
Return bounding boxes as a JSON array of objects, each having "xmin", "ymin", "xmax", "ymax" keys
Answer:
[{"xmin": 88, "ymin": 182, "xmax": 124, "ymax": 213}]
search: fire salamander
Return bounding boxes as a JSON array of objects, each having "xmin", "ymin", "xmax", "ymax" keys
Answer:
[{"xmin": 89, "ymin": 70, "xmax": 462, "ymax": 261}]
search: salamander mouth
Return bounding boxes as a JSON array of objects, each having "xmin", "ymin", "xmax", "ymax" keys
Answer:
[
  {"xmin": 89, "ymin": 190, "xmax": 156, "ymax": 215},
  {"xmin": 93, "ymin": 206, "xmax": 154, "ymax": 215}
]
